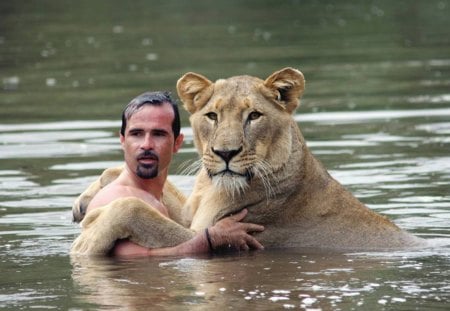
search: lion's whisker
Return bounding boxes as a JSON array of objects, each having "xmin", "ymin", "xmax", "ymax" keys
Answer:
[
  {"xmin": 179, "ymin": 158, "xmax": 203, "ymax": 176},
  {"xmin": 253, "ymin": 159, "xmax": 278, "ymax": 200},
  {"xmin": 212, "ymin": 174, "xmax": 249, "ymax": 200}
]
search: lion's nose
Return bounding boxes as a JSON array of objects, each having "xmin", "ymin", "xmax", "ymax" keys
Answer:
[{"xmin": 212, "ymin": 147, "xmax": 242, "ymax": 163}]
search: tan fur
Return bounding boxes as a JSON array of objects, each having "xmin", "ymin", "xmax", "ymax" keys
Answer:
[
  {"xmin": 71, "ymin": 197, "xmax": 194, "ymax": 254},
  {"xmin": 71, "ymin": 68, "xmax": 425, "ymax": 254},
  {"xmin": 177, "ymin": 68, "xmax": 424, "ymax": 249}
]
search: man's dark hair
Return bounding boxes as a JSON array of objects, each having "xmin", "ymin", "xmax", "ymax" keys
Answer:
[{"xmin": 120, "ymin": 91, "xmax": 181, "ymax": 138}]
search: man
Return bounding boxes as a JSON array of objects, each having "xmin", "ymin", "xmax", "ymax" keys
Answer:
[{"xmin": 86, "ymin": 91, "xmax": 264, "ymax": 256}]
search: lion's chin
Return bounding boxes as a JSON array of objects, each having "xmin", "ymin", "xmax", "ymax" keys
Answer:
[{"xmin": 211, "ymin": 173, "xmax": 249, "ymax": 198}]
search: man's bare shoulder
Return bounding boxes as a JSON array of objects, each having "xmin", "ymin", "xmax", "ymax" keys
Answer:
[
  {"xmin": 86, "ymin": 183, "xmax": 133, "ymax": 212},
  {"xmin": 86, "ymin": 181, "xmax": 168, "ymax": 216}
]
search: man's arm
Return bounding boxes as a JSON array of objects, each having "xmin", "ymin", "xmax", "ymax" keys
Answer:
[{"xmin": 112, "ymin": 233, "xmax": 209, "ymax": 256}]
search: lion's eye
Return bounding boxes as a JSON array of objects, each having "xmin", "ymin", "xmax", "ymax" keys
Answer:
[
  {"xmin": 248, "ymin": 111, "xmax": 262, "ymax": 121},
  {"xmin": 205, "ymin": 112, "xmax": 218, "ymax": 121}
]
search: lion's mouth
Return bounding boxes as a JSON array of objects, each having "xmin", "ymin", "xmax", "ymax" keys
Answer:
[
  {"xmin": 208, "ymin": 168, "xmax": 253, "ymax": 181},
  {"xmin": 206, "ymin": 168, "xmax": 255, "ymax": 196}
]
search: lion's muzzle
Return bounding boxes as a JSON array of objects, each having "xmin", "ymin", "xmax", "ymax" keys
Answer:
[{"xmin": 212, "ymin": 146, "xmax": 242, "ymax": 163}]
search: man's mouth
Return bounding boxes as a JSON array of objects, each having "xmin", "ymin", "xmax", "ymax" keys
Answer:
[{"xmin": 137, "ymin": 151, "xmax": 158, "ymax": 164}]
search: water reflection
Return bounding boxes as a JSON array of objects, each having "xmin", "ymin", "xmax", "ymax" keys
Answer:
[{"xmin": 70, "ymin": 249, "xmax": 449, "ymax": 310}]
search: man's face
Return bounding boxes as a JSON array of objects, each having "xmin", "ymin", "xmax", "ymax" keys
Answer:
[{"xmin": 120, "ymin": 103, "xmax": 183, "ymax": 179}]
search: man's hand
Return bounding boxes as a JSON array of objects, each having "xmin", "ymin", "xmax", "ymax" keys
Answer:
[{"xmin": 208, "ymin": 209, "xmax": 264, "ymax": 251}]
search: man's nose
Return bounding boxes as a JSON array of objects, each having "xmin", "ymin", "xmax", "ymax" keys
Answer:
[{"xmin": 140, "ymin": 134, "xmax": 154, "ymax": 150}]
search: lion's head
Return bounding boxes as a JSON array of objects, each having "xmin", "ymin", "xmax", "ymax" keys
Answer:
[{"xmin": 177, "ymin": 68, "xmax": 305, "ymax": 197}]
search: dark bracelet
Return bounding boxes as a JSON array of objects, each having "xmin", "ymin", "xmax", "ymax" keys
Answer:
[{"xmin": 205, "ymin": 228, "xmax": 214, "ymax": 252}]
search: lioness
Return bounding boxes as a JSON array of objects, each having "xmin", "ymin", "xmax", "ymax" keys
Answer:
[{"xmin": 71, "ymin": 67, "xmax": 424, "ymax": 254}]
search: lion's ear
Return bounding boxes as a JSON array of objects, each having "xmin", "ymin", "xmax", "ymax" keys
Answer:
[
  {"xmin": 264, "ymin": 67, "xmax": 305, "ymax": 114},
  {"xmin": 177, "ymin": 72, "xmax": 213, "ymax": 114}
]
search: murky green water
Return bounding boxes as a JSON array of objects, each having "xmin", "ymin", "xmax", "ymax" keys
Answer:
[{"xmin": 1, "ymin": 0, "xmax": 449, "ymax": 309}]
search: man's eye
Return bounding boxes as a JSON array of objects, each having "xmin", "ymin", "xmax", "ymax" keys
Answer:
[
  {"xmin": 154, "ymin": 131, "xmax": 168, "ymax": 137},
  {"xmin": 205, "ymin": 112, "xmax": 218, "ymax": 121}
]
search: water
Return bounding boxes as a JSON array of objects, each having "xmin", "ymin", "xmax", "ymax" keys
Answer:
[{"xmin": 1, "ymin": 0, "xmax": 449, "ymax": 309}]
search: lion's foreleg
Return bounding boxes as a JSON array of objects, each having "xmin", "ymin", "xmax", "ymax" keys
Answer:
[
  {"xmin": 121, "ymin": 198, "xmax": 195, "ymax": 248},
  {"xmin": 70, "ymin": 197, "xmax": 195, "ymax": 255},
  {"xmin": 70, "ymin": 205, "xmax": 122, "ymax": 255}
]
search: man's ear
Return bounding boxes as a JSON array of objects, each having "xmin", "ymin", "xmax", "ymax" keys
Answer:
[
  {"xmin": 173, "ymin": 133, "xmax": 184, "ymax": 153},
  {"xmin": 263, "ymin": 67, "xmax": 305, "ymax": 114},
  {"xmin": 119, "ymin": 133, "xmax": 125, "ymax": 150},
  {"xmin": 177, "ymin": 72, "xmax": 213, "ymax": 114}
]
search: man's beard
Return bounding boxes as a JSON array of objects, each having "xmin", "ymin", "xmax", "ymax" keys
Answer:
[
  {"xmin": 136, "ymin": 163, "xmax": 158, "ymax": 179},
  {"xmin": 136, "ymin": 150, "xmax": 159, "ymax": 179}
]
